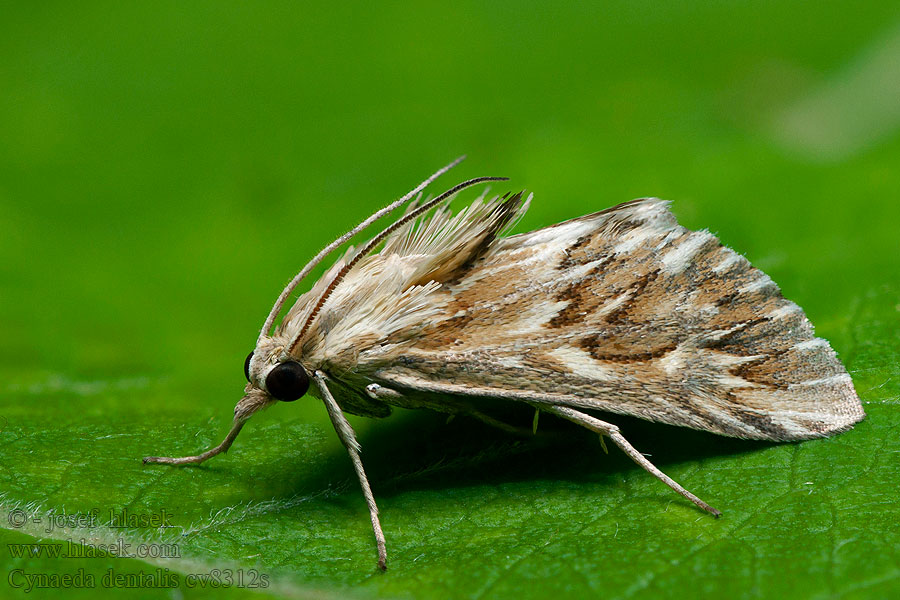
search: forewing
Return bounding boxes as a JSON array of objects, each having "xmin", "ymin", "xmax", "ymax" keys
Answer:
[{"xmin": 369, "ymin": 199, "xmax": 864, "ymax": 441}]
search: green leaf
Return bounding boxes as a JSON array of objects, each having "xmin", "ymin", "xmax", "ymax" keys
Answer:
[{"xmin": 2, "ymin": 3, "xmax": 899, "ymax": 599}]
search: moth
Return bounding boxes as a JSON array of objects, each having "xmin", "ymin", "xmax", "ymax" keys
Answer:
[{"xmin": 144, "ymin": 157, "xmax": 865, "ymax": 570}]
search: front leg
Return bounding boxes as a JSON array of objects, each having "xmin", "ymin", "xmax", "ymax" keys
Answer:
[
  {"xmin": 142, "ymin": 390, "xmax": 271, "ymax": 466},
  {"xmin": 318, "ymin": 373, "xmax": 388, "ymax": 571},
  {"xmin": 540, "ymin": 404, "xmax": 721, "ymax": 517}
]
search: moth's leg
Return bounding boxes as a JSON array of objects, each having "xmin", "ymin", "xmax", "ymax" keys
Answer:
[
  {"xmin": 365, "ymin": 383, "xmax": 403, "ymax": 400},
  {"xmin": 366, "ymin": 382, "xmax": 531, "ymax": 436},
  {"xmin": 144, "ymin": 391, "xmax": 269, "ymax": 466},
  {"xmin": 461, "ymin": 409, "xmax": 535, "ymax": 437},
  {"xmin": 143, "ymin": 420, "xmax": 244, "ymax": 465},
  {"xmin": 316, "ymin": 371, "xmax": 388, "ymax": 571},
  {"xmin": 541, "ymin": 405, "xmax": 721, "ymax": 518}
]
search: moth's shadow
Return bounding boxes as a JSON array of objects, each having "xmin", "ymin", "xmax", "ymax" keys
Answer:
[{"xmin": 297, "ymin": 404, "xmax": 776, "ymax": 499}]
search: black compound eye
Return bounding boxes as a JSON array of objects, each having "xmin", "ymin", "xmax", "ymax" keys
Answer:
[
  {"xmin": 243, "ymin": 352, "xmax": 253, "ymax": 382},
  {"xmin": 265, "ymin": 361, "xmax": 309, "ymax": 402}
]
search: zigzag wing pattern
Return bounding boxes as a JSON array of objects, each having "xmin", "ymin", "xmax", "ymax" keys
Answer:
[{"xmin": 370, "ymin": 199, "xmax": 864, "ymax": 441}]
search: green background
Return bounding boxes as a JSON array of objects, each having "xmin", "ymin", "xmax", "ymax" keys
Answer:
[{"xmin": 2, "ymin": 2, "xmax": 898, "ymax": 599}]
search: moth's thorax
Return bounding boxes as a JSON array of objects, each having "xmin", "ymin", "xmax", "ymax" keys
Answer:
[
  {"xmin": 271, "ymin": 253, "xmax": 455, "ymax": 374},
  {"xmin": 267, "ymin": 195, "xmax": 531, "ymax": 377}
]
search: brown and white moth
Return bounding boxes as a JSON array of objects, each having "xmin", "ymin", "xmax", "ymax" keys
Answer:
[{"xmin": 144, "ymin": 157, "xmax": 865, "ymax": 570}]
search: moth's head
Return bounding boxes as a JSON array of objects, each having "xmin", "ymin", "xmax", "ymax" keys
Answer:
[{"xmin": 242, "ymin": 340, "xmax": 310, "ymax": 403}]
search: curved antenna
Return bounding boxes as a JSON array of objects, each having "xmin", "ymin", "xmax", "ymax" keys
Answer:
[
  {"xmin": 257, "ymin": 156, "xmax": 466, "ymax": 344},
  {"xmin": 288, "ymin": 175, "xmax": 508, "ymax": 354}
]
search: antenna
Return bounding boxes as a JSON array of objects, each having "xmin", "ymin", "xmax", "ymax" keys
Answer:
[
  {"xmin": 288, "ymin": 175, "xmax": 508, "ymax": 354},
  {"xmin": 256, "ymin": 156, "xmax": 466, "ymax": 344}
]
